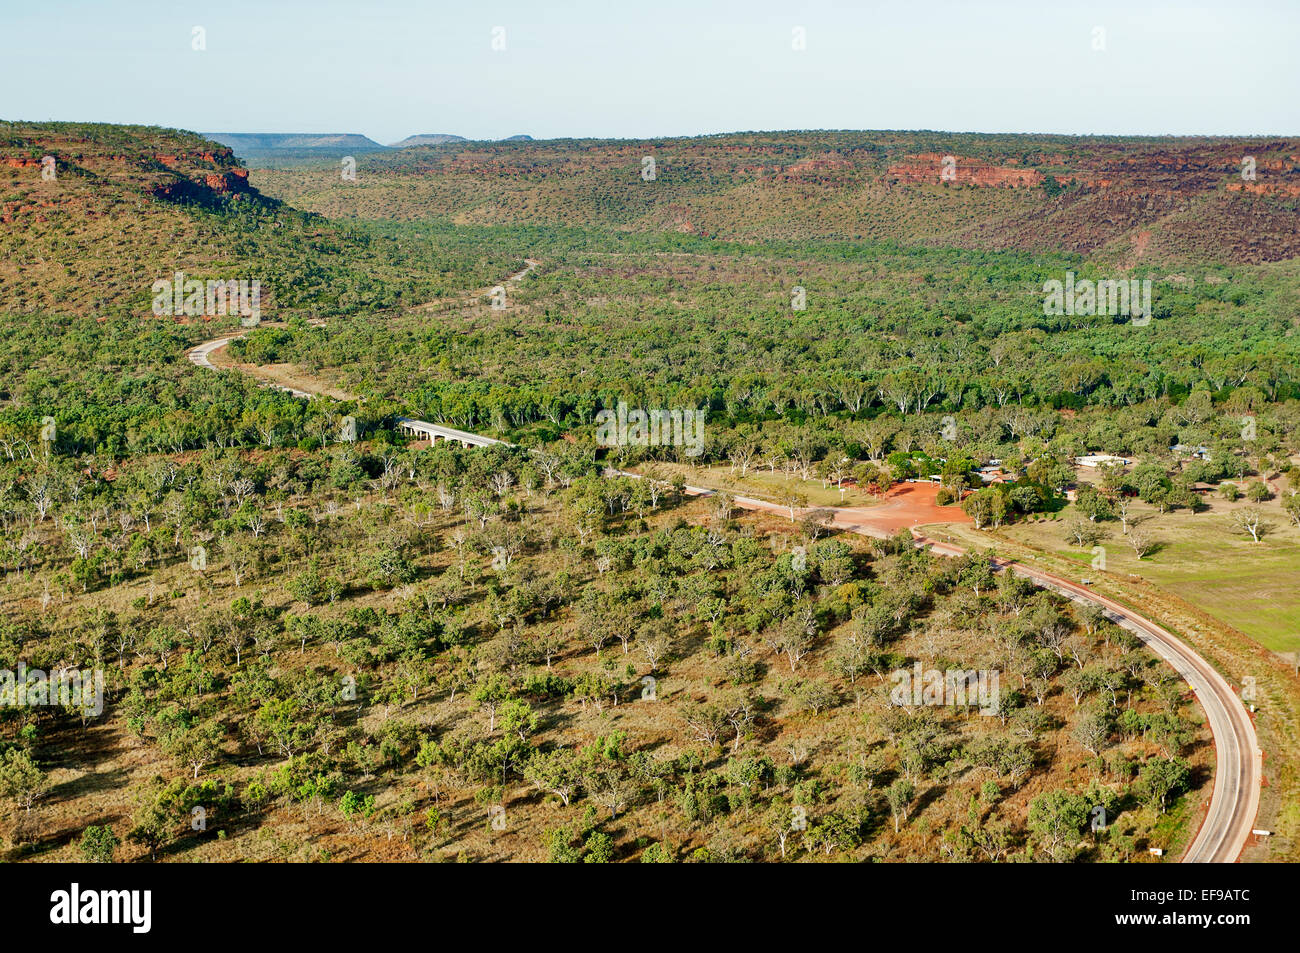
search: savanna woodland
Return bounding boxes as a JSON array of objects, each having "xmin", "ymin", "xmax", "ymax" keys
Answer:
[{"xmin": 1, "ymin": 122, "xmax": 1298, "ymax": 862}]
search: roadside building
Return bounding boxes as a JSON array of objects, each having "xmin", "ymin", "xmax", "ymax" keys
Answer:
[
  {"xmin": 1075, "ymin": 454, "xmax": 1131, "ymax": 468},
  {"xmin": 1172, "ymin": 443, "xmax": 1212, "ymax": 460},
  {"xmin": 975, "ymin": 465, "xmax": 1016, "ymax": 484}
]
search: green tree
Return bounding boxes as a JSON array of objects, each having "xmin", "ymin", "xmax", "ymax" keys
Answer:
[
  {"xmin": 79, "ymin": 824, "xmax": 120, "ymax": 863},
  {"xmin": 1133, "ymin": 758, "xmax": 1191, "ymax": 814},
  {"xmin": 0, "ymin": 748, "xmax": 49, "ymax": 815},
  {"xmin": 128, "ymin": 780, "xmax": 177, "ymax": 862},
  {"xmin": 886, "ymin": 778, "xmax": 916, "ymax": 833},
  {"xmin": 1027, "ymin": 789, "xmax": 1090, "ymax": 862}
]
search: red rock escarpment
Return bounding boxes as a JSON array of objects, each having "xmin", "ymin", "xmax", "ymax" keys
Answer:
[{"xmin": 888, "ymin": 153, "xmax": 1043, "ymax": 187}]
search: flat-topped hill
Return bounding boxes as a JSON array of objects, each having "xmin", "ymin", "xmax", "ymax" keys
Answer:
[{"xmin": 251, "ymin": 130, "xmax": 1300, "ymax": 265}]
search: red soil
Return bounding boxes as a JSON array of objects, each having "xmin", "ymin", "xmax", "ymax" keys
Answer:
[{"xmin": 829, "ymin": 481, "xmax": 971, "ymax": 536}]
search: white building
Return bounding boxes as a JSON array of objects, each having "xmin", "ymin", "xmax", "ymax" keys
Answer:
[{"xmin": 1075, "ymin": 454, "xmax": 1131, "ymax": 468}]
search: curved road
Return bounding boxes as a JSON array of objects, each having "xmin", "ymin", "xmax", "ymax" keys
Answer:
[
  {"xmin": 187, "ymin": 334, "xmax": 315, "ymax": 398},
  {"xmin": 184, "ymin": 255, "xmax": 1260, "ymax": 863},
  {"xmin": 626, "ymin": 474, "xmax": 1262, "ymax": 863},
  {"xmin": 1013, "ymin": 559, "xmax": 1260, "ymax": 862},
  {"xmin": 906, "ymin": 531, "xmax": 1260, "ymax": 862},
  {"xmin": 187, "ymin": 257, "xmax": 541, "ymax": 397}
]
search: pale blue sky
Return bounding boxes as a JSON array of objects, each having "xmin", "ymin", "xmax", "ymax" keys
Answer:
[{"xmin": 3, "ymin": 0, "xmax": 1296, "ymax": 143}]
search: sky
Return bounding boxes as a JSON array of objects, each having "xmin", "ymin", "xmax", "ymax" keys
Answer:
[{"xmin": 2, "ymin": 0, "xmax": 1297, "ymax": 144}]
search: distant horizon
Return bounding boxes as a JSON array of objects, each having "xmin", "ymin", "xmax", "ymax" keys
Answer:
[
  {"xmin": 15, "ymin": 125, "xmax": 1295, "ymax": 144},
  {"xmin": 204, "ymin": 129, "xmax": 1300, "ymax": 139},
  {"xmin": 5, "ymin": 1, "xmax": 1297, "ymax": 144}
]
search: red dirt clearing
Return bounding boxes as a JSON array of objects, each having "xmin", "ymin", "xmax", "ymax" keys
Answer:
[{"xmin": 829, "ymin": 481, "xmax": 971, "ymax": 536}]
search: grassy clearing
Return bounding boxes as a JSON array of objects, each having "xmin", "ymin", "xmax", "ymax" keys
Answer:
[
  {"xmin": 644, "ymin": 461, "xmax": 881, "ymax": 508},
  {"xmin": 931, "ymin": 515, "xmax": 1300, "ymax": 862},
  {"xmin": 969, "ymin": 494, "xmax": 1300, "ymax": 656}
]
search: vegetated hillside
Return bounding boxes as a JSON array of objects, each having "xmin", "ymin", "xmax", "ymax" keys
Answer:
[
  {"xmin": 0, "ymin": 122, "xmax": 530, "ymax": 319},
  {"xmin": 0, "ymin": 429, "xmax": 1213, "ymax": 862},
  {"xmin": 250, "ymin": 131, "xmax": 1300, "ymax": 265}
]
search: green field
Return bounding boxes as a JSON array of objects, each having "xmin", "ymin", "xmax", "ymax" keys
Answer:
[{"xmin": 961, "ymin": 495, "xmax": 1300, "ymax": 655}]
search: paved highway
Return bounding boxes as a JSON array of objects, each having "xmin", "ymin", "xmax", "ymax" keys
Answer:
[{"xmin": 659, "ymin": 474, "xmax": 1262, "ymax": 863}]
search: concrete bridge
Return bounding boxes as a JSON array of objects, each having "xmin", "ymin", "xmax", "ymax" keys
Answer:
[{"xmin": 395, "ymin": 417, "xmax": 506, "ymax": 448}]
